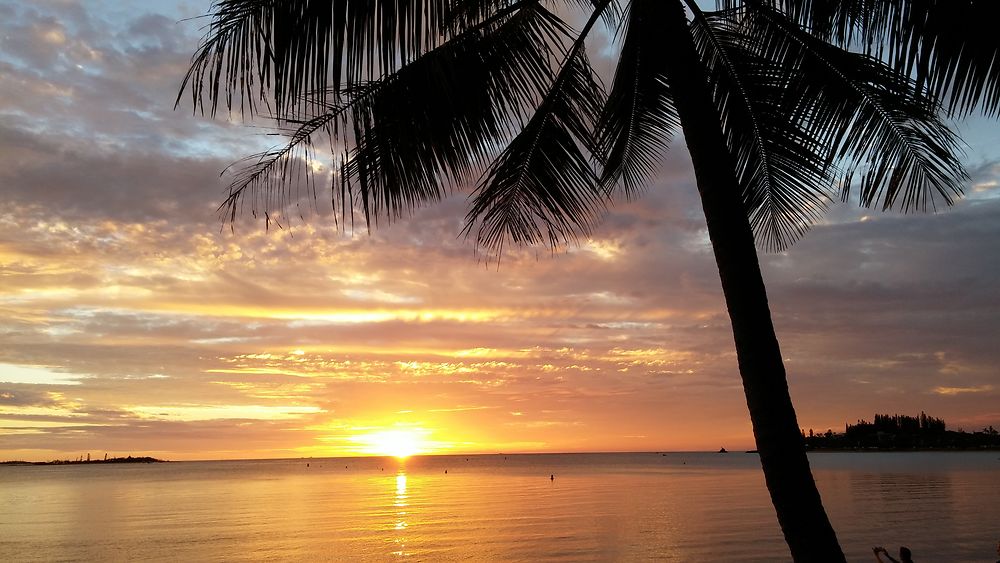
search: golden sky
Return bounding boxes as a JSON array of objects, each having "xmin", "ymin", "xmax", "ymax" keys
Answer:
[{"xmin": 1, "ymin": 1, "xmax": 999, "ymax": 461}]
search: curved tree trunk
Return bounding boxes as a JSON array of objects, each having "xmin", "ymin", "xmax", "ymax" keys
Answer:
[{"xmin": 658, "ymin": 2, "xmax": 845, "ymax": 561}]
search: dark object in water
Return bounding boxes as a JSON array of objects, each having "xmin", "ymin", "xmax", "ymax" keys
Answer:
[
  {"xmin": 718, "ymin": 447, "xmax": 728, "ymax": 453},
  {"xmin": 746, "ymin": 450, "xmax": 759, "ymax": 454},
  {"xmin": 550, "ymin": 474, "xmax": 554, "ymax": 480}
]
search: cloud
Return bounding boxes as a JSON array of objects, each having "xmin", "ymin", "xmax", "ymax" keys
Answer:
[
  {"xmin": 0, "ymin": 387, "xmax": 64, "ymax": 407},
  {"xmin": 0, "ymin": 364, "xmax": 83, "ymax": 385},
  {"xmin": 932, "ymin": 385, "xmax": 994, "ymax": 396},
  {"xmin": 0, "ymin": 0, "xmax": 998, "ymax": 460}
]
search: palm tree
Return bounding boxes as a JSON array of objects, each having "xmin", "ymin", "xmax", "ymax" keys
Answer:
[{"xmin": 178, "ymin": 1, "xmax": 998, "ymax": 560}]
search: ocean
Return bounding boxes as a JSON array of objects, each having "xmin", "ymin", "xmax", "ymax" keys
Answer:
[{"xmin": 1, "ymin": 452, "xmax": 997, "ymax": 561}]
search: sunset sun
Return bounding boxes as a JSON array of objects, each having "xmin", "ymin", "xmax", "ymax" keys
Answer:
[
  {"xmin": 2, "ymin": 0, "xmax": 999, "ymax": 560},
  {"xmin": 357, "ymin": 429, "xmax": 427, "ymax": 459}
]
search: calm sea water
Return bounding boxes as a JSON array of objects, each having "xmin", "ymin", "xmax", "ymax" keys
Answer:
[{"xmin": 1, "ymin": 452, "xmax": 998, "ymax": 561}]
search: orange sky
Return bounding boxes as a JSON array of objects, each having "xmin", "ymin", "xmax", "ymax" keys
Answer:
[{"xmin": 1, "ymin": 1, "xmax": 999, "ymax": 461}]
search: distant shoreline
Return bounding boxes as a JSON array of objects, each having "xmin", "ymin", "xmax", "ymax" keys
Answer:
[
  {"xmin": 803, "ymin": 412, "xmax": 1000, "ymax": 451},
  {"xmin": 1, "ymin": 456, "xmax": 166, "ymax": 466},
  {"xmin": 4, "ymin": 450, "xmax": 998, "ymax": 466},
  {"xmin": 805, "ymin": 447, "xmax": 1000, "ymax": 453}
]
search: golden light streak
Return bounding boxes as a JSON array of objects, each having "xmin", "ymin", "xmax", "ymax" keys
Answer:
[
  {"xmin": 932, "ymin": 385, "xmax": 994, "ymax": 395},
  {"xmin": 141, "ymin": 304, "xmax": 510, "ymax": 324},
  {"xmin": 128, "ymin": 404, "xmax": 324, "ymax": 421},
  {"xmin": 0, "ymin": 419, "xmax": 99, "ymax": 428}
]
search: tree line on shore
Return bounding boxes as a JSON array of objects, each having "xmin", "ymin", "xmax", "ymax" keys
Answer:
[
  {"xmin": 1, "ymin": 455, "xmax": 164, "ymax": 466},
  {"xmin": 803, "ymin": 412, "xmax": 1000, "ymax": 450}
]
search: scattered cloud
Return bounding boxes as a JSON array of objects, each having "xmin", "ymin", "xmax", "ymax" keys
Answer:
[
  {"xmin": 932, "ymin": 385, "xmax": 994, "ymax": 396},
  {"xmin": 0, "ymin": 0, "xmax": 998, "ymax": 460}
]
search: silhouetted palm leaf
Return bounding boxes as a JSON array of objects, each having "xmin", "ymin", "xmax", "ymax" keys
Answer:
[
  {"xmin": 737, "ymin": 3, "xmax": 967, "ymax": 213},
  {"xmin": 464, "ymin": 2, "xmax": 610, "ymax": 252},
  {"xmin": 595, "ymin": 0, "xmax": 680, "ymax": 199},
  {"xmin": 179, "ymin": 0, "xmax": 454, "ymax": 118},
  {"xmin": 215, "ymin": 2, "xmax": 576, "ymax": 230},
  {"xmin": 342, "ymin": 4, "xmax": 570, "ymax": 228},
  {"xmin": 747, "ymin": 0, "xmax": 1000, "ymax": 116},
  {"xmin": 692, "ymin": 5, "xmax": 833, "ymax": 250}
]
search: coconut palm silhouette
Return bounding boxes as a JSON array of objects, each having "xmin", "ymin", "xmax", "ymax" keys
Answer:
[{"xmin": 178, "ymin": 1, "xmax": 998, "ymax": 560}]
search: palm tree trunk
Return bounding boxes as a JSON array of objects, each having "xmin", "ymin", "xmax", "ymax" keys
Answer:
[{"xmin": 659, "ymin": 2, "xmax": 845, "ymax": 561}]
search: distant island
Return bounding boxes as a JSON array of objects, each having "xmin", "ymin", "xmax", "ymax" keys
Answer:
[
  {"xmin": 1, "ymin": 454, "xmax": 166, "ymax": 466},
  {"xmin": 803, "ymin": 412, "xmax": 1000, "ymax": 451}
]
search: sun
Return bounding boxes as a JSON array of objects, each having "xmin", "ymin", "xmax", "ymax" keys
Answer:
[{"xmin": 357, "ymin": 429, "xmax": 426, "ymax": 458}]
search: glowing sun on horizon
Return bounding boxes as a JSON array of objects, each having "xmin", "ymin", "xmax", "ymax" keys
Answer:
[{"xmin": 357, "ymin": 429, "xmax": 426, "ymax": 458}]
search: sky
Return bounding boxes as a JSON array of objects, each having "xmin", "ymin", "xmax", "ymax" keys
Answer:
[{"xmin": 1, "ymin": 1, "xmax": 998, "ymax": 461}]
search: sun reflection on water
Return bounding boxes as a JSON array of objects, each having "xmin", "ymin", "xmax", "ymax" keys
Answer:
[{"xmin": 392, "ymin": 471, "xmax": 408, "ymax": 556}]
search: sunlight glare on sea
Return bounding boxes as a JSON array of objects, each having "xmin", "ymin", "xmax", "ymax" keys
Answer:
[{"xmin": 1, "ymin": 452, "xmax": 998, "ymax": 561}]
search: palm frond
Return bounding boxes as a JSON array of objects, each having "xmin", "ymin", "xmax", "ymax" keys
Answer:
[
  {"xmin": 744, "ymin": 0, "xmax": 1000, "ymax": 116},
  {"xmin": 734, "ymin": 3, "xmax": 967, "ymax": 216},
  {"xmin": 464, "ymin": 3, "xmax": 610, "ymax": 253},
  {"xmin": 692, "ymin": 5, "xmax": 834, "ymax": 251},
  {"xmin": 220, "ymin": 112, "xmax": 340, "ymax": 227},
  {"xmin": 594, "ymin": 0, "xmax": 680, "ymax": 199},
  {"xmin": 444, "ymin": 0, "xmax": 537, "ymax": 31},
  {"xmin": 217, "ymin": 2, "xmax": 572, "ymax": 231},
  {"xmin": 722, "ymin": 0, "xmax": 893, "ymax": 50},
  {"xmin": 179, "ymin": 0, "xmax": 452, "ymax": 118}
]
